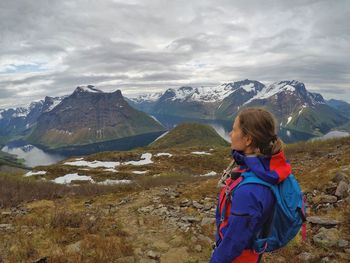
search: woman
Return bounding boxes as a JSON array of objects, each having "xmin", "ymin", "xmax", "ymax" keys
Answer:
[{"xmin": 210, "ymin": 108, "xmax": 292, "ymax": 263}]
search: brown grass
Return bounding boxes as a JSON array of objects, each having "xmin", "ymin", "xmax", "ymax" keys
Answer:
[{"xmin": 0, "ymin": 173, "xmax": 133, "ymax": 208}]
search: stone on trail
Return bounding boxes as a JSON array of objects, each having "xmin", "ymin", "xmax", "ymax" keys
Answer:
[{"xmin": 306, "ymin": 216, "xmax": 340, "ymax": 226}]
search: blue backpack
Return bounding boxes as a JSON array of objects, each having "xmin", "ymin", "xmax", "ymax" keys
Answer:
[{"xmin": 234, "ymin": 171, "xmax": 307, "ymax": 253}]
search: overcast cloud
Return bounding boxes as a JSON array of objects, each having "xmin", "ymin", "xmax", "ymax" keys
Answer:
[{"xmin": 0, "ymin": 0, "xmax": 349, "ymax": 108}]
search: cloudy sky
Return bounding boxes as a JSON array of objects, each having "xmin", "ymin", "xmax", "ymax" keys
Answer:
[{"xmin": 1, "ymin": 0, "xmax": 349, "ymax": 108}]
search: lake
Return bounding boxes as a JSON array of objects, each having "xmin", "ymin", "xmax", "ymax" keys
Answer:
[{"xmin": 1, "ymin": 142, "xmax": 65, "ymax": 167}]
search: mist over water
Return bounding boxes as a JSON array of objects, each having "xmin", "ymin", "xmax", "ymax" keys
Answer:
[
  {"xmin": 209, "ymin": 124, "xmax": 231, "ymax": 142},
  {"xmin": 1, "ymin": 143, "xmax": 65, "ymax": 167}
]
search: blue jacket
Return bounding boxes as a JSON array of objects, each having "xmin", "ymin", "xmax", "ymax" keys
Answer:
[{"xmin": 210, "ymin": 151, "xmax": 291, "ymax": 263}]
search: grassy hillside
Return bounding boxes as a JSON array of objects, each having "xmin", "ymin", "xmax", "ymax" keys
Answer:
[
  {"xmin": 0, "ymin": 136, "xmax": 349, "ymax": 262},
  {"xmin": 0, "ymin": 151, "xmax": 26, "ymax": 169},
  {"xmin": 148, "ymin": 123, "xmax": 229, "ymax": 149}
]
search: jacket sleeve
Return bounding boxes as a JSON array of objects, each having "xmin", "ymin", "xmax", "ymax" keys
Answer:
[{"xmin": 210, "ymin": 184, "xmax": 273, "ymax": 263}]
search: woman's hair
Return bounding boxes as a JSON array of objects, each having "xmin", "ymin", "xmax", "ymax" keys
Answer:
[{"xmin": 237, "ymin": 107, "xmax": 283, "ymax": 156}]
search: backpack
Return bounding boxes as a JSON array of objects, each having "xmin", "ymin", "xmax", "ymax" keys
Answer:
[{"xmin": 228, "ymin": 171, "xmax": 307, "ymax": 253}]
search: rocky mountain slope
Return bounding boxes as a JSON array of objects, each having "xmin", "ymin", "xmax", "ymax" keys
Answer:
[
  {"xmin": 128, "ymin": 80, "xmax": 350, "ymax": 137},
  {"xmin": 26, "ymin": 86, "xmax": 165, "ymax": 149},
  {"xmin": 0, "ymin": 96, "xmax": 65, "ymax": 143}
]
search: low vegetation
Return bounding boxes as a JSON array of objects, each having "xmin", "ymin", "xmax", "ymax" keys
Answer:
[{"xmin": 0, "ymin": 136, "xmax": 349, "ymax": 262}]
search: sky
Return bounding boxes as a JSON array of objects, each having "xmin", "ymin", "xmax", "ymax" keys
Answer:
[{"xmin": 0, "ymin": 0, "xmax": 349, "ymax": 108}]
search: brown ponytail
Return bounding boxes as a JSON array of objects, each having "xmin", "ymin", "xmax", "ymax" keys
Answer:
[{"xmin": 237, "ymin": 108, "xmax": 283, "ymax": 156}]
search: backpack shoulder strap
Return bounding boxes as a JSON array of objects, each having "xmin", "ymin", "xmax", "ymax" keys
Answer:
[{"xmin": 236, "ymin": 171, "xmax": 274, "ymax": 190}]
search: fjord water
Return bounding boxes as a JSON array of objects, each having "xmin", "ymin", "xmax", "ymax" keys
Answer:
[
  {"xmin": 3, "ymin": 119, "xmax": 344, "ymax": 168},
  {"xmin": 1, "ymin": 131, "xmax": 165, "ymax": 167},
  {"xmin": 1, "ymin": 142, "xmax": 65, "ymax": 167}
]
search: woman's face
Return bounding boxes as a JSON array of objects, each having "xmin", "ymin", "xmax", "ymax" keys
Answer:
[{"xmin": 230, "ymin": 117, "xmax": 252, "ymax": 153}]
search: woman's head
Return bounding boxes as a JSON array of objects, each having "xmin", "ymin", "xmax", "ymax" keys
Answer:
[{"xmin": 230, "ymin": 107, "xmax": 283, "ymax": 155}]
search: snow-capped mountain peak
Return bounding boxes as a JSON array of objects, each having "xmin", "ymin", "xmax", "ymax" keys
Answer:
[
  {"xmin": 74, "ymin": 85, "xmax": 102, "ymax": 93},
  {"xmin": 128, "ymin": 92, "xmax": 163, "ymax": 103},
  {"xmin": 43, "ymin": 96, "xmax": 66, "ymax": 112}
]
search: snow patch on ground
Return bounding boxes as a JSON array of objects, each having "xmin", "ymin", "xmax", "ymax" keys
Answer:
[
  {"xmin": 123, "ymin": 153, "xmax": 153, "ymax": 166},
  {"xmin": 53, "ymin": 173, "xmax": 94, "ymax": 184},
  {"xmin": 64, "ymin": 160, "xmax": 120, "ymax": 169},
  {"xmin": 97, "ymin": 179, "xmax": 132, "ymax": 185},
  {"xmin": 199, "ymin": 171, "xmax": 217, "ymax": 177},
  {"xmin": 104, "ymin": 168, "xmax": 118, "ymax": 172},
  {"xmin": 191, "ymin": 151, "xmax": 211, "ymax": 155},
  {"xmin": 24, "ymin": 171, "xmax": 47, "ymax": 177},
  {"xmin": 132, "ymin": 171, "xmax": 148, "ymax": 174}
]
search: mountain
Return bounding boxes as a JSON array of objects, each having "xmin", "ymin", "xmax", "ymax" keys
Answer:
[
  {"xmin": 126, "ymin": 92, "xmax": 163, "ymax": 113},
  {"xmin": 128, "ymin": 80, "xmax": 350, "ymax": 137},
  {"xmin": 326, "ymin": 99, "xmax": 350, "ymax": 118},
  {"xmin": 148, "ymin": 123, "xmax": 229, "ymax": 149},
  {"xmin": 237, "ymin": 81, "xmax": 348, "ymax": 136},
  {"xmin": 27, "ymin": 86, "xmax": 166, "ymax": 149},
  {"xmin": 128, "ymin": 82, "xmax": 245, "ymax": 119},
  {"xmin": 0, "ymin": 96, "xmax": 65, "ymax": 142}
]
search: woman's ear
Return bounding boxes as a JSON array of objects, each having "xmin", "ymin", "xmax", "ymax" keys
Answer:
[{"xmin": 244, "ymin": 134, "xmax": 253, "ymax": 147}]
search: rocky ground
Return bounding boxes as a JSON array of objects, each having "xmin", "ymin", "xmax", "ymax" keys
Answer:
[{"xmin": 0, "ymin": 137, "xmax": 349, "ymax": 263}]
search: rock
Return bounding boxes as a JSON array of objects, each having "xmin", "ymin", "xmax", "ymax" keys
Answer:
[
  {"xmin": 84, "ymin": 199, "xmax": 93, "ymax": 206},
  {"xmin": 33, "ymin": 257, "xmax": 48, "ymax": 263},
  {"xmin": 1, "ymin": 211, "xmax": 12, "ymax": 216},
  {"xmin": 169, "ymin": 235, "xmax": 183, "ymax": 246},
  {"xmin": 320, "ymin": 257, "xmax": 330, "ymax": 263},
  {"xmin": 338, "ymin": 239, "xmax": 349, "ymax": 248},
  {"xmin": 333, "ymin": 172, "xmax": 349, "ymax": 184},
  {"xmin": 66, "ymin": 241, "xmax": 82, "ymax": 253},
  {"xmin": 89, "ymin": 215, "xmax": 97, "ymax": 223},
  {"xmin": 154, "ymin": 207, "xmax": 168, "ymax": 216},
  {"xmin": 327, "ymin": 152, "xmax": 337, "ymax": 158},
  {"xmin": 192, "ymin": 201, "xmax": 204, "ymax": 209},
  {"xmin": 0, "ymin": 224, "xmax": 14, "ymax": 231},
  {"xmin": 177, "ymin": 222, "xmax": 190, "ymax": 230},
  {"xmin": 307, "ymin": 216, "xmax": 340, "ymax": 226},
  {"xmin": 160, "ymin": 247, "xmax": 189, "ymax": 263},
  {"xmin": 134, "ymin": 247, "xmax": 143, "ymax": 256},
  {"xmin": 147, "ymin": 250, "xmax": 160, "ymax": 260},
  {"xmin": 195, "ymin": 245, "xmax": 202, "ymax": 252},
  {"xmin": 198, "ymin": 234, "xmax": 212, "ymax": 244},
  {"xmin": 313, "ymin": 227, "xmax": 339, "ymax": 247},
  {"xmin": 138, "ymin": 217, "xmax": 145, "ymax": 226},
  {"xmin": 152, "ymin": 197, "xmax": 161, "ymax": 203},
  {"xmin": 138, "ymin": 205, "xmax": 154, "ymax": 213},
  {"xmin": 320, "ymin": 195, "xmax": 338, "ymax": 203},
  {"xmin": 191, "ymin": 236, "xmax": 198, "ymax": 243},
  {"xmin": 335, "ymin": 181, "xmax": 349, "ymax": 198},
  {"xmin": 201, "ymin": 217, "xmax": 216, "ymax": 226},
  {"xmin": 181, "ymin": 216, "xmax": 201, "ymax": 223},
  {"xmin": 180, "ymin": 199, "xmax": 191, "ymax": 207},
  {"xmin": 152, "ymin": 241, "xmax": 170, "ymax": 252},
  {"xmin": 203, "ymin": 204, "xmax": 212, "ymax": 211},
  {"xmin": 324, "ymin": 183, "xmax": 338, "ymax": 195},
  {"xmin": 297, "ymin": 252, "xmax": 316, "ymax": 262}
]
